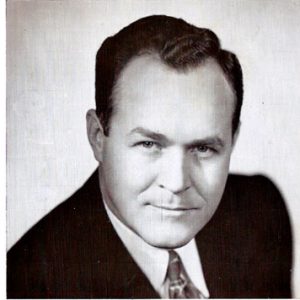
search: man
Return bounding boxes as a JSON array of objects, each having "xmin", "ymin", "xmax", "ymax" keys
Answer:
[{"xmin": 7, "ymin": 15, "xmax": 292, "ymax": 298}]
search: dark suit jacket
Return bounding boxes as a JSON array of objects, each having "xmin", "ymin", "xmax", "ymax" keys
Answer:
[{"xmin": 7, "ymin": 171, "xmax": 292, "ymax": 298}]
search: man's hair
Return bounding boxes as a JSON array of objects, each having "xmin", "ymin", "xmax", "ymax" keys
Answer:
[{"xmin": 95, "ymin": 15, "xmax": 243, "ymax": 136}]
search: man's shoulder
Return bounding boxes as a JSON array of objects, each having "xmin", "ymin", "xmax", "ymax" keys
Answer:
[
  {"xmin": 8, "ymin": 170, "xmax": 100, "ymax": 252},
  {"xmin": 200, "ymin": 172, "xmax": 291, "ymax": 234},
  {"xmin": 219, "ymin": 173, "xmax": 292, "ymax": 243},
  {"xmin": 225, "ymin": 173, "xmax": 289, "ymax": 211},
  {"xmin": 198, "ymin": 173, "xmax": 292, "ymax": 298},
  {"xmin": 7, "ymin": 170, "xmax": 110, "ymax": 298}
]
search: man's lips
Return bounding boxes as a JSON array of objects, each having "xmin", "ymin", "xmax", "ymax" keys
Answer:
[{"xmin": 148, "ymin": 204, "xmax": 199, "ymax": 211}]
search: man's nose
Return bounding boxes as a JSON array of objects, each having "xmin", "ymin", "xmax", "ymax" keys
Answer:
[{"xmin": 158, "ymin": 148, "xmax": 191, "ymax": 194}]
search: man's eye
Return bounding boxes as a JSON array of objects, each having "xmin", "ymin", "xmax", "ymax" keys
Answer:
[
  {"xmin": 196, "ymin": 145, "xmax": 209, "ymax": 152},
  {"xmin": 141, "ymin": 141, "xmax": 155, "ymax": 148},
  {"xmin": 135, "ymin": 141, "xmax": 161, "ymax": 150},
  {"xmin": 192, "ymin": 145, "xmax": 215, "ymax": 158}
]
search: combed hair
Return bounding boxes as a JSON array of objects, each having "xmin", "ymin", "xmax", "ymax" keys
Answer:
[{"xmin": 95, "ymin": 15, "xmax": 243, "ymax": 135}]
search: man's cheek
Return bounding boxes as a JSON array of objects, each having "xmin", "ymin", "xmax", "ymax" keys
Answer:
[
  {"xmin": 193, "ymin": 161, "xmax": 228, "ymax": 200},
  {"xmin": 123, "ymin": 155, "xmax": 157, "ymax": 186}
]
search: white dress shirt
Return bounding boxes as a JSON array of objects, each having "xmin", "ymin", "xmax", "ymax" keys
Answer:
[{"xmin": 104, "ymin": 202, "xmax": 210, "ymax": 298}]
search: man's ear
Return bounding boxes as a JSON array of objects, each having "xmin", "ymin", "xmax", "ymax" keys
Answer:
[
  {"xmin": 231, "ymin": 121, "xmax": 241, "ymax": 150},
  {"xmin": 86, "ymin": 109, "xmax": 106, "ymax": 163}
]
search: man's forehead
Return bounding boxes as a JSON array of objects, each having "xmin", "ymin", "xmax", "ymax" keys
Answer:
[
  {"xmin": 114, "ymin": 54, "xmax": 235, "ymax": 103},
  {"xmin": 112, "ymin": 54, "xmax": 235, "ymax": 119}
]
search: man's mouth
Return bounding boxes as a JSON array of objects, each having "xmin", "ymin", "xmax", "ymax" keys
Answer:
[{"xmin": 149, "ymin": 204, "xmax": 199, "ymax": 211}]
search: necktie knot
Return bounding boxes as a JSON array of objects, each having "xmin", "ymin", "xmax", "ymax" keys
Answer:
[{"xmin": 167, "ymin": 250, "xmax": 206, "ymax": 299}]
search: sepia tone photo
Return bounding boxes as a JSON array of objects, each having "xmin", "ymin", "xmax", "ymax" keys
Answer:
[{"xmin": 6, "ymin": 1, "xmax": 300, "ymax": 298}]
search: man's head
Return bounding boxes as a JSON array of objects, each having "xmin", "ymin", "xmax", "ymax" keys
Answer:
[{"xmin": 87, "ymin": 15, "xmax": 243, "ymax": 248}]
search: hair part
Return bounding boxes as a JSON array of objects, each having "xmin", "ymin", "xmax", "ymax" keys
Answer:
[{"xmin": 95, "ymin": 15, "xmax": 243, "ymax": 136}]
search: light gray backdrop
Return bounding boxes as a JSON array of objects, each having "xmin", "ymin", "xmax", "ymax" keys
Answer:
[{"xmin": 7, "ymin": 0, "xmax": 300, "ymax": 296}]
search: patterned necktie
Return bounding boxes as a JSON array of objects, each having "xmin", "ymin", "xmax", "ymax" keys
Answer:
[{"xmin": 167, "ymin": 250, "xmax": 206, "ymax": 298}]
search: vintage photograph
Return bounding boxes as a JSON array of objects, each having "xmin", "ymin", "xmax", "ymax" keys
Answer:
[{"xmin": 6, "ymin": 0, "xmax": 300, "ymax": 298}]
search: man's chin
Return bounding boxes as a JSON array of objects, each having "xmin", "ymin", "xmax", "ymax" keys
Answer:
[
  {"xmin": 139, "ymin": 230, "xmax": 195, "ymax": 250},
  {"xmin": 153, "ymin": 239, "xmax": 192, "ymax": 250}
]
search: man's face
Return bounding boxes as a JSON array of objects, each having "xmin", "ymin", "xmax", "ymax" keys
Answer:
[{"xmin": 97, "ymin": 56, "xmax": 236, "ymax": 248}]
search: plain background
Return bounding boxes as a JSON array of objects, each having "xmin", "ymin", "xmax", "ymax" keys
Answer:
[
  {"xmin": 6, "ymin": 0, "xmax": 300, "ymax": 296},
  {"xmin": 1, "ymin": 0, "xmax": 6, "ymax": 297}
]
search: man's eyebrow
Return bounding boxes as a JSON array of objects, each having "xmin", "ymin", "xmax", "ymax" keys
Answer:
[
  {"xmin": 128, "ymin": 127, "xmax": 225, "ymax": 147},
  {"xmin": 128, "ymin": 127, "xmax": 169, "ymax": 142},
  {"xmin": 188, "ymin": 137, "xmax": 225, "ymax": 148}
]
